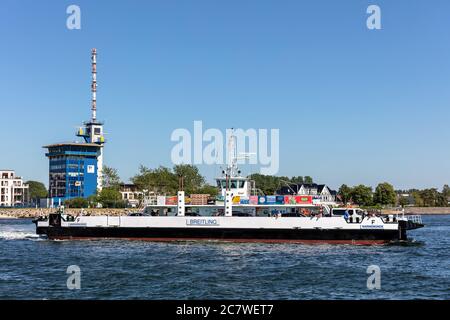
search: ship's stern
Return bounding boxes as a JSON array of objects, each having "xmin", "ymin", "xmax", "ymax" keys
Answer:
[{"xmin": 398, "ymin": 215, "xmax": 424, "ymax": 241}]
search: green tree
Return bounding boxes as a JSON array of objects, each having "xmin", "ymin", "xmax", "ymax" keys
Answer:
[
  {"xmin": 173, "ymin": 164, "xmax": 205, "ymax": 194},
  {"xmin": 290, "ymin": 176, "xmax": 304, "ymax": 184},
  {"xmin": 102, "ymin": 165, "xmax": 121, "ymax": 189},
  {"xmin": 442, "ymin": 185, "xmax": 450, "ymax": 202},
  {"xmin": 131, "ymin": 165, "xmax": 177, "ymax": 195},
  {"xmin": 436, "ymin": 192, "xmax": 447, "ymax": 207},
  {"xmin": 26, "ymin": 181, "xmax": 48, "ymax": 202},
  {"xmin": 152, "ymin": 166, "xmax": 179, "ymax": 193},
  {"xmin": 304, "ymin": 176, "xmax": 313, "ymax": 184},
  {"xmin": 97, "ymin": 187, "xmax": 125, "ymax": 208},
  {"xmin": 373, "ymin": 182, "xmax": 396, "ymax": 206},
  {"xmin": 350, "ymin": 185, "xmax": 373, "ymax": 206},
  {"xmin": 248, "ymin": 174, "xmax": 282, "ymax": 195},
  {"xmin": 64, "ymin": 197, "xmax": 89, "ymax": 208},
  {"xmin": 131, "ymin": 165, "xmax": 213, "ymax": 195},
  {"xmin": 98, "ymin": 187, "xmax": 121, "ymax": 202},
  {"xmin": 412, "ymin": 191, "xmax": 424, "ymax": 207},
  {"xmin": 338, "ymin": 184, "xmax": 352, "ymax": 205},
  {"xmin": 398, "ymin": 196, "xmax": 409, "ymax": 207},
  {"xmin": 195, "ymin": 184, "xmax": 219, "ymax": 196},
  {"xmin": 87, "ymin": 194, "xmax": 99, "ymax": 207},
  {"xmin": 131, "ymin": 165, "xmax": 153, "ymax": 191},
  {"xmin": 419, "ymin": 188, "xmax": 441, "ymax": 207}
]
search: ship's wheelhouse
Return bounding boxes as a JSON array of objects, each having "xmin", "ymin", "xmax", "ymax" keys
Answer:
[{"xmin": 216, "ymin": 177, "xmax": 250, "ymax": 198}]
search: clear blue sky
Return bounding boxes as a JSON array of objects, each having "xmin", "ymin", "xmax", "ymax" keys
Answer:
[{"xmin": 1, "ymin": 0, "xmax": 450, "ymax": 190}]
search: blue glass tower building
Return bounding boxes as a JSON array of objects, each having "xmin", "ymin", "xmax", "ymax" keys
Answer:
[
  {"xmin": 44, "ymin": 49, "xmax": 105, "ymax": 203},
  {"xmin": 44, "ymin": 143, "xmax": 101, "ymax": 202}
]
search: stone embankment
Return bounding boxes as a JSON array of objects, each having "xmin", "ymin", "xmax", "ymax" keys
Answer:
[{"xmin": 0, "ymin": 208, "xmax": 133, "ymax": 219}]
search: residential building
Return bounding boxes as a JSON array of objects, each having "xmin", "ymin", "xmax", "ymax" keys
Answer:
[
  {"xmin": 119, "ymin": 183, "xmax": 144, "ymax": 207},
  {"xmin": 276, "ymin": 183, "xmax": 337, "ymax": 203},
  {"xmin": 119, "ymin": 184, "xmax": 143, "ymax": 207},
  {"xmin": 0, "ymin": 170, "xmax": 29, "ymax": 207}
]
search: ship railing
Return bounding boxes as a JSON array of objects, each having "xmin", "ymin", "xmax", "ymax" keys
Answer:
[{"xmin": 406, "ymin": 215, "xmax": 423, "ymax": 225}]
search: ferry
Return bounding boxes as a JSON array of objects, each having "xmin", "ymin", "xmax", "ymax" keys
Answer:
[{"xmin": 33, "ymin": 136, "xmax": 424, "ymax": 245}]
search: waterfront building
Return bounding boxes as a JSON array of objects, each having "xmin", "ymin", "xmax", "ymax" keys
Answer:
[
  {"xmin": 0, "ymin": 170, "xmax": 29, "ymax": 207},
  {"xmin": 119, "ymin": 183, "xmax": 143, "ymax": 207},
  {"xmin": 43, "ymin": 142, "xmax": 102, "ymax": 202},
  {"xmin": 277, "ymin": 183, "xmax": 337, "ymax": 203},
  {"xmin": 43, "ymin": 49, "xmax": 105, "ymax": 203}
]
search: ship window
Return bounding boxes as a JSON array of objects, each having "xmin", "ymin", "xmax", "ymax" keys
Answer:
[
  {"xmin": 94, "ymin": 128, "xmax": 101, "ymax": 134},
  {"xmin": 239, "ymin": 181, "xmax": 245, "ymax": 188},
  {"xmin": 230, "ymin": 180, "xmax": 237, "ymax": 188},
  {"xmin": 332, "ymin": 209, "xmax": 346, "ymax": 216}
]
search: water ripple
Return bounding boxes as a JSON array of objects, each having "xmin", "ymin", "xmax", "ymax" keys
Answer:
[{"xmin": 0, "ymin": 216, "xmax": 449, "ymax": 300}]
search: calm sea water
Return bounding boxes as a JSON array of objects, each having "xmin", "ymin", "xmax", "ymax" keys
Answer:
[{"xmin": 0, "ymin": 216, "xmax": 448, "ymax": 300}]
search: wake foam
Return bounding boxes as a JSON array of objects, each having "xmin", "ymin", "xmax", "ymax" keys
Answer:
[{"xmin": 0, "ymin": 230, "xmax": 41, "ymax": 240}]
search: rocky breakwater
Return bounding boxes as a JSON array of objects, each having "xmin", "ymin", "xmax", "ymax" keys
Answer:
[{"xmin": 0, "ymin": 208, "xmax": 132, "ymax": 219}]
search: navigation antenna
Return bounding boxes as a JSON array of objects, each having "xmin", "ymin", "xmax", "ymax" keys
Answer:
[
  {"xmin": 225, "ymin": 128, "xmax": 256, "ymax": 178},
  {"xmin": 91, "ymin": 48, "xmax": 97, "ymax": 122}
]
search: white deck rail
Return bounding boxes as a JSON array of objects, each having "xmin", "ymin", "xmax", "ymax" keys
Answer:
[{"xmin": 407, "ymin": 215, "xmax": 423, "ymax": 224}]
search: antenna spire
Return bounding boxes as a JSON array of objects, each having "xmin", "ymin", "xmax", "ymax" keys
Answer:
[
  {"xmin": 91, "ymin": 48, "xmax": 97, "ymax": 122},
  {"xmin": 227, "ymin": 129, "xmax": 239, "ymax": 177}
]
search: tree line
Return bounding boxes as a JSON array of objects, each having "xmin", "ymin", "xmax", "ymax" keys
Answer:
[
  {"xmin": 338, "ymin": 183, "xmax": 450, "ymax": 208},
  {"xmin": 130, "ymin": 164, "xmax": 218, "ymax": 196},
  {"xmin": 397, "ymin": 185, "xmax": 450, "ymax": 207},
  {"xmin": 338, "ymin": 183, "xmax": 396, "ymax": 207}
]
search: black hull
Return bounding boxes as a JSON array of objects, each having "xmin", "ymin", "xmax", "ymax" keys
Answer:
[{"xmin": 37, "ymin": 226, "xmax": 401, "ymax": 244}]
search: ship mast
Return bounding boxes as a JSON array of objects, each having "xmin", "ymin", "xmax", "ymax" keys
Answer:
[
  {"xmin": 225, "ymin": 129, "xmax": 254, "ymax": 178},
  {"xmin": 227, "ymin": 129, "xmax": 239, "ymax": 177}
]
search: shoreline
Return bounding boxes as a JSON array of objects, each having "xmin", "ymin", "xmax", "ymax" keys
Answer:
[
  {"xmin": 0, "ymin": 208, "xmax": 130, "ymax": 219},
  {"xmin": 0, "ymin": 214, "xmax": 18, "ymax": 219},
  {"xmin": 1, "ymin": 207, "xmax": 450, "ymax": 219}
]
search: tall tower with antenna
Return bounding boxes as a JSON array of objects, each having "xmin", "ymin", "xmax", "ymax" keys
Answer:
[
  {"xmin": 76, "ymin": 48, "xmax": 106, "ymax": 191},
  {"xmin": 44, "ymin": 48, "xmax": 106, "ymax": 204}
]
